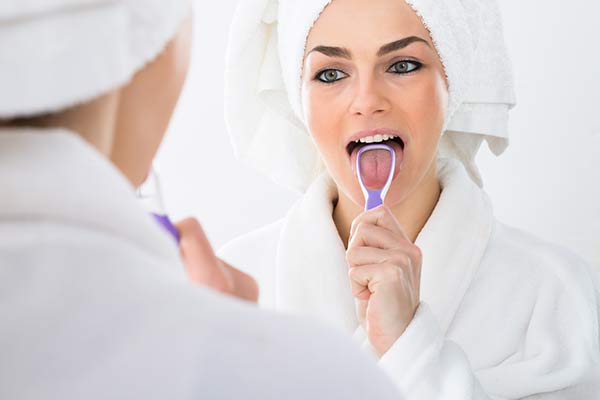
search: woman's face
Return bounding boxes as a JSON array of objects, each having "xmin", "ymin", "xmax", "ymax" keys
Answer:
[{"xmin": 301, "ymin": 0, "xmax": 448, "ymax": 207}]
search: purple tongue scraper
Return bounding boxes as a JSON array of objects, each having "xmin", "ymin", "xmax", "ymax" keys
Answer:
[
  {"xmin": 151, "ymin": 213, "xmax": 180, "ymax": 243},
  {"xmin": 137, "ymin": 168, "xmax": 180, "ymax": 243},
  {"xmin": 356, "ymin": 143, "xmax": 396, "ymax": 211}
]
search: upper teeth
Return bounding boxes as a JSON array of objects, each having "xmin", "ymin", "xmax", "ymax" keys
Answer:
[{"xmin": 355, "ymin": 134, "xmax": 397, "ymax": 144}]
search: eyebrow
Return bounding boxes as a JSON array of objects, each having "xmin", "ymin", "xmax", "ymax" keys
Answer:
[
  {"xmin": 308, "ymin": 45, "xmax": 352, "ymax": 59},
  {"xmin": 307, "ymin": 36, "xmax": 430, "ymax": 59},
  {"xmin": 377, "ymin": 36, "xmax": 430, "ymax": 56}
]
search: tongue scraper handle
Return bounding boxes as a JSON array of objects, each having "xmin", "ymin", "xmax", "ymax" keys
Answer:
[
  {"xmin": 151, "ymin": 213, "xmax": 181, "ymax": 243},
  {"xmin": 356, "ymin": 144, "xmax": 396, "ymax": 211},
  {"xmin": 138, "ymin": 168, "xmax": 181, "ymax": 243}
]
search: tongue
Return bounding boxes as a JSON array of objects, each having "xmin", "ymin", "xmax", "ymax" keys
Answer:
[{"xmin": 359, "ymin": 148, "xmax": 392, "ymax": 190}]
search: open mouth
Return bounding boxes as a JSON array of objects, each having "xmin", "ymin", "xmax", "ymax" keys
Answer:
[
  {"xmin": 346, "ymin": 130, "xmax": 406, "ymax": 186},
  {"xmin": 346, "ymin": 133, "xmax": 405, "ymax": 156}
]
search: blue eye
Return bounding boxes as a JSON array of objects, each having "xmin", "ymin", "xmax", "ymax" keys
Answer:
[
  {"xmin": 316, "ymin": 69, "xmax": 348, "ymax": 83},
  {"xmin": 388, "ymin": 60, "xmax": 421, "ymax": 74}
]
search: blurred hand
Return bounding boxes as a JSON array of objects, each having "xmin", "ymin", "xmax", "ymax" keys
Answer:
[
  {"xmin": 175, "ymin": 218, "xmax": 259, "ymax": 303},
  {"xmin": 346, "ymin": 205, "xmax": 422, "ymax": 356}
]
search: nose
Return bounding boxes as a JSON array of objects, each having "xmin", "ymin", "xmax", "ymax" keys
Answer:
[{"xmin": 349, "ymin": 75, "xmax": 390, "ymax": 117}]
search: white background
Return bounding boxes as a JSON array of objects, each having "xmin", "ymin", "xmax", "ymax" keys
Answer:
[{"xmin": 156, "ymin": 0, "xmax": 600, "ymax": 266}]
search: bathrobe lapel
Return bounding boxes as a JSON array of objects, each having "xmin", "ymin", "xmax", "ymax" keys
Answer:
[
  {"xmin": 275, "ymin": 158, "xmax": 494, "ymax": 335},
  {"xmin": 415, "ymin": 159, "xmax": 494, "ymax": 333},
  {"xmin": 275, "ymin": 174, "xmax": 359, "ymax": 333}
]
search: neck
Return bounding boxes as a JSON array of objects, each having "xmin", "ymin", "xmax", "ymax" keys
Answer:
[
  {"xmin": 333, "ymin": 160, "xmax": 441, "ymax": 248},
  {"xmin": 0, "ymin": 92, "xmax": 120, "ymax": 157}
]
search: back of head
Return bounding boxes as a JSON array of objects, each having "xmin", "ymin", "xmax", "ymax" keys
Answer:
[
  {"xmin": 0, "ymin": 0, "xmax": 190, "ymax": 120},
  {"xmin": 0, "ymin": 0, "xmax": 193, "ymax": 184}
]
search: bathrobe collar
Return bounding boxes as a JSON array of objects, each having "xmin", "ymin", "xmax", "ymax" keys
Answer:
[
  {"xmin": 276, "ymin": 158, "xmax": 494, "ymax": 334},
  {"xmin": 0, "ymin": 127, "xmax": 181, "ymax": 263}
]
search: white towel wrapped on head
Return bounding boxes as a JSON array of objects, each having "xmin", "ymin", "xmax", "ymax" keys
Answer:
[
  {"xmin": 0, "ymin": 0, "xmax": 191, "ymax": 119},
  {"xmin": 225, "ymin": 0, "xmax": 516, "ymax": 191}
]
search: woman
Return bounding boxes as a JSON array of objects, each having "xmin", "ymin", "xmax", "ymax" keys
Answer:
[
  {"xmin": 0, "ymin": 1, "xmax": 403, "ymax": 399},
  {"xmin": 220, "ymin": 0, "xmax": 600, "ymax": 397}
]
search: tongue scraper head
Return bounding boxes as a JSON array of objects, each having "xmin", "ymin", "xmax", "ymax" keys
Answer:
[{"xmin": 357, "ymin": 143, "xmax": 396, "ymax": 211}]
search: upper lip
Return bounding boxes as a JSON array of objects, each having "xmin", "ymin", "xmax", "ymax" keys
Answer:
[{"xmin": 345, "ymin": 128, "xmax": 407, "ymax": 155}]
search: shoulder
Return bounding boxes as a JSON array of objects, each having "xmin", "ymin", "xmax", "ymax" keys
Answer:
[
  {"xmin": 488, "ymin": 220, "xmax": 597, "ymax": 280},
  {"xmin": 483, "ymin": 220, "xmax": 599, "ymax": 315},
  {"xmin": 199, "ymin": 299, "xmax": 399, "ymax": 399},
  {"xmin": 217, "ymin": 219, "xmax": 284, "ymax": 277},
  {"xmin": 2, "ymin": 225, "xmax": 398, "ymax": 399}
]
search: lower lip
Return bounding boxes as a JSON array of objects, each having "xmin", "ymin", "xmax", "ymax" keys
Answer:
[{"xmin": 350, "ymin": 140, "xmax": 405, "ymax": 182}]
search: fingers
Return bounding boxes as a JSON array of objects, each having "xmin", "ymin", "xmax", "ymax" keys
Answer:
[
  {"xmin": 346, "ymin": 206, "xmax": 423, "ymax": 287},
  {"xmin": 346, "ymin": 245, "xmax": 422, "ymax": 301},
  {"xmin": 346, "ymin": 245, "xmax": 414, "ymax": 268},
  {"xmin": 349, "ymin": 264, "xmax": 402, "ymax": 288},
  {"xmin": 219, "ymin": 258, "xmax": 260, "ymax": 303},
  {"xmin": 348, "ymin": 222, "xmax": 420, "ymax": 261},
  {"xmin": 176, "ymin": 217, "xmax": 217, "ymax": 264},
  {"xmin": 348, "ymin": 263, "xmax": 406, "ymax": 299},
  {"xmin": 350, "ymin": 205, "xmax": 409, "ymax": 242},
  {"xmin": 346, "ymin": 208, "xmax": 423, "ymax": 356},
  {"xmin": 348, "ymin": 263, "xmax": 421, "ymax": 301},
  {"xmin": 175, "ymin": 218, "xmax": 229, "ymax": 291},
  {"xmin": 175, "ymin": 218, "xmax": 259, "ymax": 303},
  {"xmin": 348, "ymin": 223, "xmax": 396, "ymax": 249},
  {"xmin": 347, "ymin": 246, "xmax": 422, "ymax": 304}
]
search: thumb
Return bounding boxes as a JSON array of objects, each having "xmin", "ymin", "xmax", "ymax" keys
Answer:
[
  {"xmin": 218, "ymin": 258, "xmax": 259, "ymax": 302},
  {"xmin": 175, "ymin": 218, "xmax": 230, "ymax": 290}
]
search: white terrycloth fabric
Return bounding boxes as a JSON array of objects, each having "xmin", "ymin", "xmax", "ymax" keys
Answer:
[
  {"xmin": 219, "ymin": 158, "xmax": 600, "ymax": 398},
  {"xmin": 0, "ymin": 128, "xmax": 403, "ymax": 400},
  {"xmin": 0, "ymin": 0, "xmax": 191, "ymax": 119},
  {"xmin": 224, "ymin": 0, "xmax": 516, "ymax": 191}
]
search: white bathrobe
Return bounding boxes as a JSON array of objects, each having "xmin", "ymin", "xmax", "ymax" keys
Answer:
[
  {"xmin": 219, "ymin": 158, "xmax": 600, "ymax": 399},
  {"xmin": 0, "ymin": 128, "xmax": 402, "ymax": 400}
]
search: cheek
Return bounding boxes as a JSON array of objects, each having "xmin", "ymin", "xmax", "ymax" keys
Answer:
[
  {"xmin": 396, "ymin": 74, "xmax": 448, "ymax": 151},
  {"xmin": 302, "ymin": 84, "xmax": 346, "ymax": 159},
  {"xmin": 301, "ymin": 82, "xmax": 361, "ymax": 196},
  {"xmin": 426, "ymin": 76, "xmax": 448, "ymax": 127}
]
